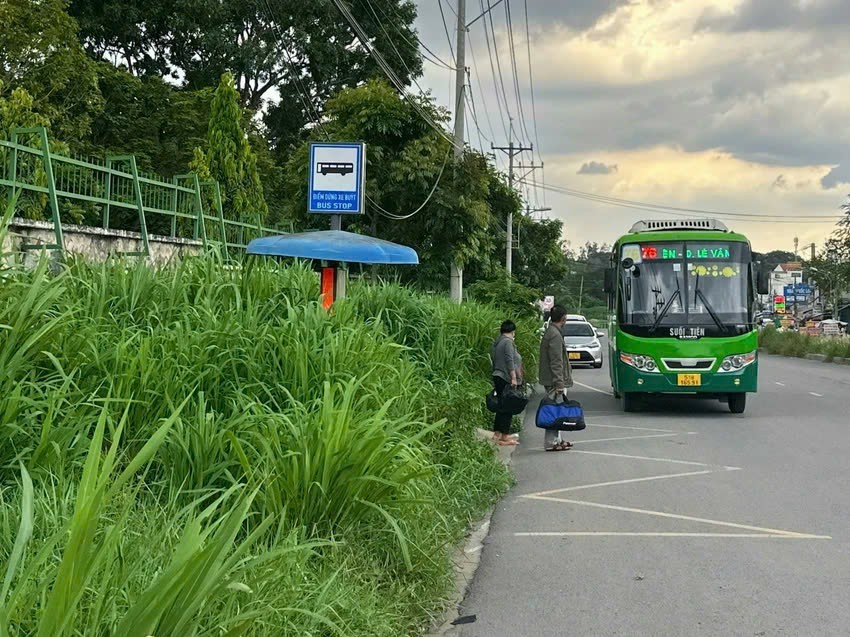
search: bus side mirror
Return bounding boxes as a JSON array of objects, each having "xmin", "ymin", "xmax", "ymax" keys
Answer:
[
  {"xmin": 756, "ymin": 270, "xmax": 769, "ymax": 295},
  {"xmin": 603, "ymin": 268, "xmax": 615, "ymax": 294}
]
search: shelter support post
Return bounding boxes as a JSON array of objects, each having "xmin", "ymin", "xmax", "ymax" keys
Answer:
[{"xmin": 450, "ymin": 261, "xmax": 463, "ymax": 304}]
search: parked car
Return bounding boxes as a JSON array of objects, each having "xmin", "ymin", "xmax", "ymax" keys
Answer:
[
  {"xmin": 561, "ymin": 320, "xmax": 603, "ymax": 368},
  {"xmin": 566, "ymin": 314, "xmax": 587, "ymax": 322}
]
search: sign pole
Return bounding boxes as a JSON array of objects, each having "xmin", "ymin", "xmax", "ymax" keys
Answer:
[{"xmin": 308, "ymin": 142, "xmax": 365, "ymax": 308}]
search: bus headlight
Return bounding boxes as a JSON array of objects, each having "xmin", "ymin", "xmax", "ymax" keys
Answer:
[
  {"xmin": 620, "ymin": 352, "xmax": 660, "ymax": 373},
  {"xmin": 718, "ymin": 351, "xmax": 756, "ymax": 373}
]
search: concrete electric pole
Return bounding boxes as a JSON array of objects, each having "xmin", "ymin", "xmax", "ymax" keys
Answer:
[
  {"xmin": 492, "ymin": 137, "xmax": 533, "ymax": 275},
  {"xmin": 448, "ymin": 0, "xmax": 467, "ymax": 304}
]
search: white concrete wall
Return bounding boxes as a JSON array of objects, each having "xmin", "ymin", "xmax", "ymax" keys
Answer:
[{"xmin": 2, "ymin": 217, "xmax": 203, "ymax": 268}]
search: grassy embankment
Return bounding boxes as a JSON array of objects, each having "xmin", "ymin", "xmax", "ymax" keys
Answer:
[
  {"xmin": 759, "ymin": 327, "xmax": 850, "ymax": 361},
  {"xmin": 0, "ymin": 207, "xmax": 540, "ymax": 636}
]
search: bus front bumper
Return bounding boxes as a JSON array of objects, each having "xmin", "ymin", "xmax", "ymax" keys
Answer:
[{"xmin": 617, "ymin": 363, "xmax": 758, "ymax": 394}]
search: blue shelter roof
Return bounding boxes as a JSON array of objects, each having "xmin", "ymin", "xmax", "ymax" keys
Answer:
[{"xmin": 246, "ymin": 230, "xmax": 419, "ymax": 265}]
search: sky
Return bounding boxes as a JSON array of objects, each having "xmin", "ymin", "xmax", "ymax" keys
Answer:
[{"xmin": 412, "ymin": 0, "xmax": 850, "ymax": 254}]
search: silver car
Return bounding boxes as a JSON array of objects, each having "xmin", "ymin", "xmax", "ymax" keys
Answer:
[{"xmin": 561, "ymin": 321, "xmax": 604, "ymax": 369}]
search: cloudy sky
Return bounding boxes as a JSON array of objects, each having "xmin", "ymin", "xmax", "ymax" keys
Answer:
[{"xmin": 412, "ymin": 0, "xmax": 850, "ymax": 253}]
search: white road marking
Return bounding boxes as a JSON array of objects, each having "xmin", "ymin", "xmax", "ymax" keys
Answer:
[
  {"xmin": 576, "ymin": 433, "xmax": 684, "ymax": 444},
  {"xmin": 585, "ymin": 423, "xmax": 677, "ymax": 433},
  {"xmin": 809, "ymin": 392, "xmax": 823, "ymax": 397},
  {"xmin": 569, "ymin": 449, "xmax": 741, "ymax": 470},
  {"xmin": 573, "ymin": 381, "xmax": 615, "ymax": 396},
  {"xmin": 524, "ymin": 494, "xmax": 831, "ymax": 539},
  {"xmin": 521, "ymin": 470, "xmax": 717, "ymax": 497},
  {"xmin": 513, "ymin": 532, "xmax": 830, "ymax": 539},
  {"xmin": 775, "ymin": 382, "xmax": 786, "ymax": 387}
]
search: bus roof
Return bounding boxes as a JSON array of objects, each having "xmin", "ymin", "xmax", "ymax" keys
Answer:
[{"xmin": 614, "ymin": 219, "xmax": 749, "ymax": 246}]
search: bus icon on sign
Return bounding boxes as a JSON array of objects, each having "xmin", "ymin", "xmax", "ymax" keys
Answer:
[{"xmin": 317, "ymin": 162, "xmax": 354, "ymax": 176}]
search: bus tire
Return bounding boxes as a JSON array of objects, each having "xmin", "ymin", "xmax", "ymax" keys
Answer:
[
  {"xmin": 622, "ymin": 392, "xmax": 639, "ymax": 412},
  {"xmin": 728, "ymin": 393, "xmax": 746, "ymax": 414}
]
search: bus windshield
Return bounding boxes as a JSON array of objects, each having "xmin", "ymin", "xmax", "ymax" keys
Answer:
[{"xmin": 619, "ymin": 241, "xmax": 752, "ymax": 337}]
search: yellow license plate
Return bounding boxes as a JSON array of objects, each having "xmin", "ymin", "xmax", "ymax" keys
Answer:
[
  {"xmin": 569, "ymin": 352, "xmax": 581, "ymax": 360},
  {"xmin": 677, "ymin": 373, "xmax": 702, "ymax": 387}
]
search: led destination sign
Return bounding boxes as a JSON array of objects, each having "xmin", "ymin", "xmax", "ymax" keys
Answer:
[{"xmin": 640, "ymin": 245, "xmax": 731, "ymax": 261}]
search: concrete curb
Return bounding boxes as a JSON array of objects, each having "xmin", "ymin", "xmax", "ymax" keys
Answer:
[{"xmin": 425, "ymin": 429, "xmax": 517, "ymax": 636}]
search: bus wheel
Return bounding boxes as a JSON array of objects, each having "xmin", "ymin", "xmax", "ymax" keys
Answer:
[
  {"xmin": 728, "ymin": 393, "xmax": 746, "ymax": 414},
  {"xmin": 622, "ymin": 392, "xmax": 639, "ymax": 412}
]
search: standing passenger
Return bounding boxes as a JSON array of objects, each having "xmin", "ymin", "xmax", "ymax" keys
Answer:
[
  {"xmin": 539, "ymin": 305, "xmax": 573, "ymax": 451},
  {"xmin": 491, "ymin": 320, "xmax": 521, "ymax": 446}
]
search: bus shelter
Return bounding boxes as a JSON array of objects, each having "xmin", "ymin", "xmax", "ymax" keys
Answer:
[{"xmin": 246, "ymin": 230, "xmax": 419, "ymax": 308}]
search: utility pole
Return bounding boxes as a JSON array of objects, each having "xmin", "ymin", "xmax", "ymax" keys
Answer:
[
  {"xmin": 578, "ymin": 274, "xmax": 585, "ymax": 314},
  {"xmin": 451, "ymin": 0, "xmax": 521, "ymax": 286},
  {"xmin": 492, "ymin": 137, "xmax": 533, "ymax": 275},
  {"xmin": 449, "ymin": 0, "xmax": 467, "ymax": 304}
]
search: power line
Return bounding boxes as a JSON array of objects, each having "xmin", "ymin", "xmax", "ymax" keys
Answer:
[
  {"xmin": 258, "ymin": 0, "xmax": 329, "ymax": 140},
  {"xmin": 371, "ymin": 0, "xmax": 456, "ymax": 70},
  {"xmin": 438, "ymin": 0, "xmax": 456, "ymax": 61},
  {"xmin": 466, "ymin": 33, "xmax": 500, "ymax": 143},
  {"xmin": 523, "ymin": 0, "xmax": 543, "ymax": 166},
  {"xmin": 465, "ymin": 69, "xmax": 488, "ymax": 150},
  {"xmin": 504, "ymin": 0, "xmax": 532, "ymax": 145},
  {"xmin": 519, "ymin": 180, "xmax": 844, "ymax": 223},
  {"xmin": 483, "ymin": 0, "xmax": 514, "ymax": 134},
  {"xmin": 330, "ymin": 0, "xmax": 455, "ymax": 145},
  {"xmin": 369, "ymin": 146, "xmax": 452, "ymax": 220}
]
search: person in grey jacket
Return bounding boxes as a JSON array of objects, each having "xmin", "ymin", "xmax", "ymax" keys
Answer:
[
  {"xmin": 491, "ymin": 320, "xmax": 522, "ymax": 446},
  {"xmin": 539, "ymin": 304, "xmax": 574, "ymax": 451}
]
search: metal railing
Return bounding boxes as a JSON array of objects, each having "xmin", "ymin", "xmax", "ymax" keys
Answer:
[{"xmin": 0, "ymin": 127, "xmax": 288, "ymax": 256}]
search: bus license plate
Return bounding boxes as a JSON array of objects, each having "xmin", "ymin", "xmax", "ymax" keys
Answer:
[
  {"xmin": 569, "ymin": 352, "xmax": 581, "ymax": 360},
  {"xmin": 677, "ymin": 374, "xmax": 701, "ymax": 387}
]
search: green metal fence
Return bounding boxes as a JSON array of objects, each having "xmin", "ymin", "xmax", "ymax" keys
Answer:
[{"xmin": 0, "ymin": 126, "xmax": 287, "ymax": 256}]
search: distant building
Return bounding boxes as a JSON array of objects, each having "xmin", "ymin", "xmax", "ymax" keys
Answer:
[{"xmin": 770, "ymin": 262, "xmax": 803, "ymax": 298}]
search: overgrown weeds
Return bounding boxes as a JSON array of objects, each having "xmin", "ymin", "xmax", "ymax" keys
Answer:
[{"xmin": 0, "ymin": 224, "xmax": 514, "ymax": 636}]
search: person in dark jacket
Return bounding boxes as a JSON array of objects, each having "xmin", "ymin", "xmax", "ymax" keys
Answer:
[
  {"xmin": 539, "ymin": 304, "xmax": 574, "ymax": 451},
  {"xmin": 491, "ymin": 320, "xmax": 522, "ymax": 446}
]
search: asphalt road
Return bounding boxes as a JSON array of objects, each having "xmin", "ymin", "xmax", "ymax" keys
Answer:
[{"xmin": 451, "ymin": 353, "xmax": 850, "ymax": 637}]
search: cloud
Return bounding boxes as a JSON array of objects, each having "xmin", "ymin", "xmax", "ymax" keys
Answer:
[
  {"xmin": 696, "ymin": 0, "xmax": 850, "ymax": 33},
  {"xmin": 821, "ymin": 164, "xmax": 850, "ymax": 189},
  {"xmin": 577, "ymin": 161, "xmax": 618, "ymax": 175},
  {"xmin": 416, "ymin": 0, "xmax": 850, "ymax": 249}
]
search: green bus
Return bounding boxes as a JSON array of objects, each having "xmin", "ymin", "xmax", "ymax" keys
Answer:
[{"xmin": 604, "ymin": 219, "xmax": 769, "ymax": 413}]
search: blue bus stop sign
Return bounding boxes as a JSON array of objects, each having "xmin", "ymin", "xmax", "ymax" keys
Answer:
[{"xmin": 308, "ymin": 142, "xmax": 366, "ymax": 214}]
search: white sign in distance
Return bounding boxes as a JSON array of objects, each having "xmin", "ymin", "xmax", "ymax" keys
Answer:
[{"xmin": 308, "ymin": 142, "xmax": 365, "ymax": 214}]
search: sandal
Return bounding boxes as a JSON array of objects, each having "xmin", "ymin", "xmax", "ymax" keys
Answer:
[
  {"xmin": 497, "ymin": 438, "xmax": 519, "ymax": 446},
  {"xmin": 546, "ymin": 440, "xmax": 573, "ymax": 451}
]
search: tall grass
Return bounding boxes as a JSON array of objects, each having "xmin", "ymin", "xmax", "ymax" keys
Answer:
[
  {"xmin": 0, "ymin": 208, "xmax": 514, "ymax": 636},
  {"xmin": 759, "ymin": 327, "xmax": 850, "ymax": 361}
]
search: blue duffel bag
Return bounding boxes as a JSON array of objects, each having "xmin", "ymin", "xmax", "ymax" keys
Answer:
[{"xmin": 535, "ymin": 398, "xmax": 586, "ymax": 431}]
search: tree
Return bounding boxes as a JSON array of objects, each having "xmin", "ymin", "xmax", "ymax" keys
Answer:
[
  {"xmin": 512, "ymin": 217, "xmax": 567, "ymax": 291},
  {"xmin": 281, "ymin": 79, "xmax": 505, "ymax": 291},
  {"xmin": 69, "ymin": 0, "xmax": 422, "ymax": 148},
  {"xmin": 192, "ymin": 73, "xmax": 269, "ymax": 224},
  {"xmin": 82, "ymin": 63, "xmax": 212, "ymax": 176},
  {"xmin": 0, "ymin": 0, "xmax": 101, "ymax": 144}
]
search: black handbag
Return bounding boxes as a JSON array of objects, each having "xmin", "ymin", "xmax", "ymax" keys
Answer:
[
  {"xmin": 500, "ymin": 385, "xmax": 529, "ymax": 416},
  {"xmin": 485, "ymin": 388, "xmax": 500, "ymax": 413}
]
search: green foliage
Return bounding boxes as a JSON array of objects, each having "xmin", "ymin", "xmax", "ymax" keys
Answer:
[
  {"xmin": 69, "ymin": 0, "xmax": 422, "ymax": 145},
  {"xmin": 0, "ymin": 241, "xmax": 513, "ymax": 635},
  {"xmin": 83, "ymin": 63, "xmax": 212, "ymax": 176},
  {"xmin": 512, "ymin": 216, "xmax": 568, "ymax": 291},
  {"xmin": 759, "ymin": 327, "xmax": 850, "ymax": 360},
  {"xmin": 467, "ymin": 275, "xmax": 541, "ymax": 321},
  {"xmin": 193, "ymin": 73, "xmax": 269, "ymax": 224},
  {"xmin": 0, "ymin": 0, "xmax": 101, "ymax": 143}
]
